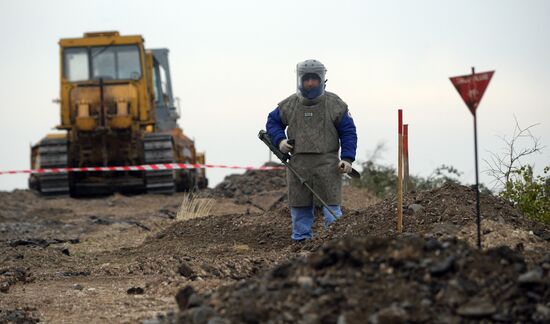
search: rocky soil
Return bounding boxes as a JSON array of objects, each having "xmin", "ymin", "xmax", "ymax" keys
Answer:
[
  {"xmin": 176, "ymin": 235, "xmax": 550, "ymax": 324},
  {"xmin": 1, "ymin": 169, "xmax": 548, "ymax": 323},
  {"xmin": 144, "ymin": 182, "xmax": 550, "ymax": 324}
]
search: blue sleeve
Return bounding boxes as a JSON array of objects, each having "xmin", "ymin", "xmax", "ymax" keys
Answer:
[
  {"xmin": 338, "ymin": 112, "xmax": 357, "ymax": 162},
  {"xmin": 266, "ymin": 107, "xmax": 287, "ymax": 147}
]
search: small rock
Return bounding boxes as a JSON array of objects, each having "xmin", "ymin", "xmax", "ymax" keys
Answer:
[
  {"xmin": 241, "ymin": 304, "xmax": 267, "ymax": 323},
  {"xmin": 72, "ymin": 284, "xmax": 84, "ymax": 291},
  {"xmin": 430, "ymin": 256, "xmax": 456, "ymax": 276},
  {"xmin": 337, "ymin": 314, "xmax": 347, "ymax": 324},
  {"xmin": 207, "ymin": 317, "xmax": 228, "ymax": 324},
  {"xmin": 491, "ymin": 314, "xmax": 512, "ymax": 322},
  {"xmin": 188, "ymin": 293, "xmax": 203, "ymax": 308},
  {"xmin": 518, "ymin": 268, "xmax": 544, "ymax": 284},
  {"xmin": 282, "ymin": 312, "xmax": 294, "ymax": 322},
  {"xmin": 61, "ymin": 248, "xmax": 70, "ymax": 256},
  {"xmin": 301, "ymin": 314, "xmax": 319, "ymax": 323},
  {"xmin": 191, "ymin": 306, "xmax": 216, "ymax": 324},
  {"xmin": 370, "ymin": 305, "xmax": 407, "ymax": 324},
  {"xmin": 126, "ymin": 287, "xmax": 144, "ymax": 295},
  {"xmin": 487, "ymin": 246, "xmax": 524, "ymax": 264},
  {"xmin": 526, "ymin": 291, "xmax": 542, "ymax": 301},
  {"xmin": 420, "ymin": 298, "xmax": 432, "ymax": 307},
  {"xmin": 515, "ymin": 242, "xmax": 524, "ymax": 252},
  {"xmin": 534, "ymin": 304, "xmax": 550, "ymax": 321},
  {"xmin": 297, "ymin": 276, "xmax": 313, "ymax": 288},
  {"xmin": 424, "ymin": 238, "xmax": 442, "ymax": 251},
  {"xmin": 408, "ymin": 204, "xmax": 424, "ymax": 213},
  {"xmin": 271, "ymin": 262, "xmax": 292, "ymax": 279},
  {"xmin": 175, "ymin": 285, "xmax": 194, "ymax": 311},
  {"xmin": 512, "ymin": 263, "xmax": 526, "ymax": 275},
  {"xmin": 456, "ymin": 300, "xmax": 496, "ymax": 317},
  {"xmin": 0, "ymin": 281, "xmax": 10, "ymax": 293},
  {"xmin": 178, "ymin": 262, "xmax": 197, "ymax": 280}
]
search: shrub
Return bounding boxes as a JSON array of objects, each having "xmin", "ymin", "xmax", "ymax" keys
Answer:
[{"xmin": 500, "ymin": 166, "xmax": 550, "ymax": 224}]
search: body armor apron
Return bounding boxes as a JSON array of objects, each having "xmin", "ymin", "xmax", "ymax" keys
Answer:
[{"xmin": 279, "ymin": 93, "xmax": 345, "ymax": 207}]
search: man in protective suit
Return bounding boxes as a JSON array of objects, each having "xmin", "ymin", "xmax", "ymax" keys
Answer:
[{"xmin": 265, "ymin": 59, "xmax": 357, "ymax": 241}]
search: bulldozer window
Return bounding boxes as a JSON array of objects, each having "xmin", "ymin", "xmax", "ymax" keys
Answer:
[
  {"xmin": 117, "ymin": 46, "xmax": 142, "ymax": 80},
  {"xmin": 64, "ymin": 48, "xmax": 89, "ymax": 82},
  {"xmin": 92, "ymin": 46, "xmax": 116, "ymax": 79},
  {"xmin": 152, "ymin": 61, "xmax": 168, "ymax": 104},
  {"xmin": 91, "ymin": 45, "xmax": 141, "ymax": 80},
  {"xmin": 64, "ymin": 45, "xmax": 142, "ymax": 82}
]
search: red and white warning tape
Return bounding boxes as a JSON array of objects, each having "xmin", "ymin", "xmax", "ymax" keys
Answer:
[{"xmin": 0, "ymin": 163, "xmax": 284, "ymax": 176}]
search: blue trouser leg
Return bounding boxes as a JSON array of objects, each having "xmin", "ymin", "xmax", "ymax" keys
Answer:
[
  {"xmin": 290, "ymin": 206, "xmax": 315, "ymax": 241},
  {"xmin": 322, "ymin": 205, "xmax": 343, "ymax": 227}
]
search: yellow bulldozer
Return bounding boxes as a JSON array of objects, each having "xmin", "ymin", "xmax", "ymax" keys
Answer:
[{"xmin": 29, "ymin": 31, "xmax": 207, "ymax": 195}]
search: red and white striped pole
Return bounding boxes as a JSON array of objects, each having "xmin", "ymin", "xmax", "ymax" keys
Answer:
[
  {"xmin": 397, "ymin": 109, "xmax": 403, "ymax": 233},
  {"xmin": 403, "ymin": 124, "xmax": 410, "ymax": 192}
]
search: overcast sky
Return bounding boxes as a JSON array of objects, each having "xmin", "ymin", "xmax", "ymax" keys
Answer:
[{"xmin": 0, "ymin": 0, "xmax": 549, "ymax": 192}]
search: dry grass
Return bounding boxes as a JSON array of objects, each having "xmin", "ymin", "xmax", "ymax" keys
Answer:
[{"xmin": 176, "ymin": 193, "xmax": 214, "ymax": 221}]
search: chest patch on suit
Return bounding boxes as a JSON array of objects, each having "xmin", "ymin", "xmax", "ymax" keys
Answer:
[{"xmin": 304, "ymin": 112, "xmax": 313, "ymax": 117}]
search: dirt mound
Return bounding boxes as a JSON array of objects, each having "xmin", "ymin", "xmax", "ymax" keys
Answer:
[
  {"xmin": 172, "ymin": 235, "xmax": 550, "ymax": 323},
  {"xmin": 210, "ymin": 162, "xmax": 286, "ymax": 199},
  {"xmin": 93, "ymin": 208, "xmax": 295, "ymax": 279},
  {"xmin": 314, "ymin": 183, "xmax": 550, "ymax": 253}
]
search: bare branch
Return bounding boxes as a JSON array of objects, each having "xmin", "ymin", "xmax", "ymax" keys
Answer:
[{"xmin": 483, "ymin": 117, "xmax": 544, "ymax": 191}]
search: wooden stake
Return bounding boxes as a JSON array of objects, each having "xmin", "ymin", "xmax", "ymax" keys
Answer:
[
  {"xmin": 397, "ymin": 110, "xmax": 403, "ymax": 233},
  {"xmin": 403, "ymin": 124, "xmax": 410, "ymax": 192}
]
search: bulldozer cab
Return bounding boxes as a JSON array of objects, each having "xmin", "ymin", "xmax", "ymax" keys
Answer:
[
  {"xmin": 62, "ymin": 31, "xmax": 144, "ymax": 82},
  {"xmin": 58, "ymin": 31, "xmax": 155, "ymax": 130}
]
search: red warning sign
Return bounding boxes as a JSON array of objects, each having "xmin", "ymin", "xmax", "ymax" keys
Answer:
[{"xmin": 450, "ymin": 70, "xmax": 494, "ymax": 115}]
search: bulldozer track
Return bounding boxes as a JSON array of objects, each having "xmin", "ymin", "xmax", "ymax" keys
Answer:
[
  {"xmin": 144, "ymin": 134, "xmax": 176, "ymax": 194},
  {"xmin": 34, "ymin": 138, "xmax": 70, "ymax": 195}
]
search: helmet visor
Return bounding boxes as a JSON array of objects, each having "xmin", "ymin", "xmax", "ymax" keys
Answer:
[{"xmin": 296, "ymin": 60, "xmax": 326, "ymax": 94}]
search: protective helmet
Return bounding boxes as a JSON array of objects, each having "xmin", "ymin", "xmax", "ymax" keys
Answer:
[{"xmin": 296, "ymin": 59, "xmax": 327, "ymax": 99}]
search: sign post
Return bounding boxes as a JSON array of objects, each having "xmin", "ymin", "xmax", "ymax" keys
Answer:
[{"xmin": 449, "ymin": 68, "xmax": 494, "ymax": 249}]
